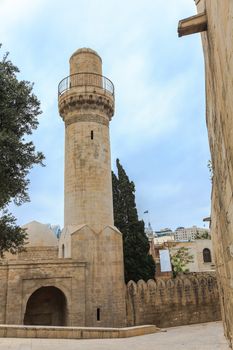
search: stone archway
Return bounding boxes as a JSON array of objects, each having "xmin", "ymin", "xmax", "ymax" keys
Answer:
[{"xmin": 23, "ymin": 286, "xmax": 67, "ymax": 326}]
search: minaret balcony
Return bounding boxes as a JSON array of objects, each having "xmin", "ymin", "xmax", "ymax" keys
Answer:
[
  {"xmin": 58, "ymin": 72, "xmax": 114, "ymax": 97},
  {"xmin": 58, "ymin": 72, "xmax": 115, "ymax": 119}
]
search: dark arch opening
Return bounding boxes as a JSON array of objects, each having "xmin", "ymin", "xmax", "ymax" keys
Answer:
[
  {"xmin": 24, "ymin": 286, "xmax": 67, "ymax": 326},
  {"xmin": 203, "ymin": 248, "xmax": 212, "ymax": 263}
]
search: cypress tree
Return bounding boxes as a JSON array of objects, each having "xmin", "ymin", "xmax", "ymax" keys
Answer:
[{"xmin": 112, "ymin": 159, "xmax": 155, "ymax": 283}]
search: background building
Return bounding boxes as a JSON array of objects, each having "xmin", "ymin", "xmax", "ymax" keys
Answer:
[
  {"xmin": 146, "ymin": 225, "xmax": 210, "ymax": 242},
  {"xmin": 150, "ymin": 238, "xmax": 215, "ymax": 278},
  {"xmin": 147, "ymin": 223, "xmax": 214, "ymax": 277},
  {"xmin": 174, "ymin": 226, "xmax": 210, "ymax": 241},
  {"xmin": 169, "ymin": 239, "xmax": 215, "ymax": 273},
  {"xmin": 155, "ymin": 228, "xmax": 174, "ymax": 237}
]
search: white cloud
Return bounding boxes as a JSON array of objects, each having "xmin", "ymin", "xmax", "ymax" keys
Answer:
[
  {"xmin": 0, "ymin": 0, "xmax": 45, "ymax": 41},
  {"xmin": 2, "ymin": 0, "xmax": 208, "ymax": 230},
  {"xmin": 110, "ymin": 55, "xmax": 193, "ymax": 155}
]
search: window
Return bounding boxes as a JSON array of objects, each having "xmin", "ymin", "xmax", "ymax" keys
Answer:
[
  {"xmin": 91, "ymin": 130, "xmax": 94, "ymax": 140},
  {"xmin": 97, "ymin": 308, "xmax": 100, "ymax": 321},
  {"xmin": 203, "ymin": 248, "xmax": 211, "ymax": 263},
  {"xmin": 62, "ymin": 244, "xmax": 65, "ymax": 258}
]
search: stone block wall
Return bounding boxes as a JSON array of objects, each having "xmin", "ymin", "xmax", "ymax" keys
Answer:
[
  {"xmin": 0, "ymin": 264, "xmax": 8, "ymax": 324},
  {"xmin": 126, "ymin": 274, "xmax": 221, "ymax": 328},
  {"xmin": 195, "ymin": 0, "xmax": 233, "ymax": 346},
  {"xmin": 18, "ymin": 247, "xmax": 58, "ymax": 260},
  {"xmin": 3, "ymin": 247, "xmax": 59, "ymax": 261},
  {"xmin": 0, "ymin": 259, "xmax": 86, "ymax": 326},
  {"xmin": 70, "ymin": 225, "xmax": 127, "ymax": 327}
]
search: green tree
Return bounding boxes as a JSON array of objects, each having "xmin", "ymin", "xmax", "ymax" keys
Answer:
[
  {"xmin": 171, "ymin": 247, "xmax": 194, "ymax": 277},
  {"xmin": 0, "ymin": 212, "xmax": 27, "ymax": 258},
  {"xmin": 195, "ymin": 230, "xmax": 211, "ymax": 240},
  {"xmin": 0, "ymin": 47, "xmax": 44, "ymax": 256},
  {"xmin": 112, "ymin": 159, "xmax": 155, "ymax": 283}
]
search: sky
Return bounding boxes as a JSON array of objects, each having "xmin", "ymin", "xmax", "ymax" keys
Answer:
[{"xmin": 0, "ymin": 0, "xmax": 211, "ymax": 232}]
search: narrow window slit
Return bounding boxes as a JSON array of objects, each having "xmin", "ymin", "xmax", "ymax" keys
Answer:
[
  {"xmin": 97, "ymin": 308, "xmax": 100, "ymax": 321},
  {"xmin": 91, "ymin": 130, "xmax": 94, "ymax": 140}
]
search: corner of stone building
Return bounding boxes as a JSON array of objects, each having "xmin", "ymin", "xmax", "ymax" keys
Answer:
[
  {"xmin": 195, "ymin": 0, "xmax": 206, "ymax": 12},
  {"xmin": 193, "ymin": 0, "xmax": 233, "ymax": 347}
]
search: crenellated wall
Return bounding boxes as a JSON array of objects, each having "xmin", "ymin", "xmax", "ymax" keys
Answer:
[{"xmin": 126, "ymin": 274, "xmax": 221, "ymax": 328}]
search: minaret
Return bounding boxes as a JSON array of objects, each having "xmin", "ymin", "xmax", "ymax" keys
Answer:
[
  {"xmin": 58, "ymin": 48, "xmax": 126, "ymax": 327},
  {"xmin": 59, "ymin": 48, "xmax": 114, "ymax": 231}
]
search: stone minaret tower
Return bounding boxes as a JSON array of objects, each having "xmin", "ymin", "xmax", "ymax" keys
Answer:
[{"xmin": 58, "ymin": 48, "xmax": 126, "ymax": 327}]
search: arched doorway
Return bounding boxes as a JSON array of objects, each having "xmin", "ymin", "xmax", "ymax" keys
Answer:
[
  {"xmin": 203, "ymin": 248, "xmax": 212, "ymax": 263},
  {"xmin": 24, "ymin": 286, "xmax": 67, "ymax": 326}
]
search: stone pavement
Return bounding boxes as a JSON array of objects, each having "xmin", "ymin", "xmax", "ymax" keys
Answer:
[{"xmin": 0, "ymin": 321, "xmax": 230, "ymax": 350}]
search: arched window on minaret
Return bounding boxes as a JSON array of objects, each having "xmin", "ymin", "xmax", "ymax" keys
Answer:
[
  {"xmin": 203, "ymin": 248, "xmax": 211, "ymax": 263},
  {"xmin": 62, "ymin": 244, "xmax": 65, "ymax": 258}
]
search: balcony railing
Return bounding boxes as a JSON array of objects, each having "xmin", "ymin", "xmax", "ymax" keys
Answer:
[{"xmin": 58, "ymin": 72, "xmax": 114, "ymax": 97}]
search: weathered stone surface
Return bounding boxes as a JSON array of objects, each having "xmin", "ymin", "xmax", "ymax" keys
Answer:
[
  {"xmin": 126, "ymin": 274, "xmax": 221, "ymax": 328},
  {"xmin": 0, "ymin": 324, "xmax": 159, "ymax": 339},
  {"xmin": 195, "ymin": 0, "xmax": 233, "ymax": 347},
  {"xmin": 59, "ymin": 48, "xmax": 115, "ymax": 231},
  {"xmin": 0, "ymin": 259, "xmax": 86, "ymax": 326},
  {"xmin": 58, "ymin": 48, "xmax": 126, "ymax": 327}
]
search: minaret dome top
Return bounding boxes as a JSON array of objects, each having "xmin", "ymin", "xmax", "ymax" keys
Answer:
[{"xmin": 69, "ymin": 47, "xmax": 102, "ymax": 76}]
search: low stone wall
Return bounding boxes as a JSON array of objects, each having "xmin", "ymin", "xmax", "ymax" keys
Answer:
[
  {"xmin": 0, "ymin": 324, "xmax": 159, "ymax": 339},
  {"xmin": 126, "ymin": 273, "xmax": 221, "ymax": 328}
]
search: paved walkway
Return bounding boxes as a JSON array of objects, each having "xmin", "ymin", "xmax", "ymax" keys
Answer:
[{"xmin": 0, "ymin": 321, "xmax": 230, "ymax": 350}]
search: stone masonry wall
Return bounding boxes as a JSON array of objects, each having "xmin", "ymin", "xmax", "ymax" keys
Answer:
[
  {"xmin": 126, "ymin": 273, "xmax": 221, "ymax": 328},
  {"xmin": 18, "ymin": 247, "xmax": 58, "ymax": 260},
  {"xmin": 195, "ymin": 0, "xmax": 233, "ymax": 347},
  {"xmin": 0, "ymin": 259, "xmax": 86, "ymax": 326}
]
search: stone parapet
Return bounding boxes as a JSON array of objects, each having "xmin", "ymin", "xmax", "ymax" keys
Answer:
[
  {"xmin": 0, "ymin": 324, "xmax": 159, "ymax": 339},
  {"xmin": 126, "ymin": 273, "xmax": 221, "ymax": 328}
]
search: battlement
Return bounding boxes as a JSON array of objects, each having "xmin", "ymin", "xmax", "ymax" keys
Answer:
[{"xmin": 126, "ymin": 273, "xmax": 221, "ymax": 328}]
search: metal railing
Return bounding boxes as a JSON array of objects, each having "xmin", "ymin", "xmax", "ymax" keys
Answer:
[{"xmin": 58, "ymin": 72, "xmax": 114, "ymax": 97}]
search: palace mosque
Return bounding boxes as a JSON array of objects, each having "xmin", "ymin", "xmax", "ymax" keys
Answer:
[
  {"xmin": 0, "ymin": 48, "xmax": 126, "ymax": 328},
  {"xmin": 0, "ymin": 46, "xmax": 221, "ymax": 332}
]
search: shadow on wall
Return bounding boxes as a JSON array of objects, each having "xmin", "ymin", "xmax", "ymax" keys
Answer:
[
  {"xmin": 126, "ymin": 273, "xmax": 221, "ymax": 328},
  {"xmin": 24, "ymin": 286, "xmax": 67, "ymax": 326}
]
